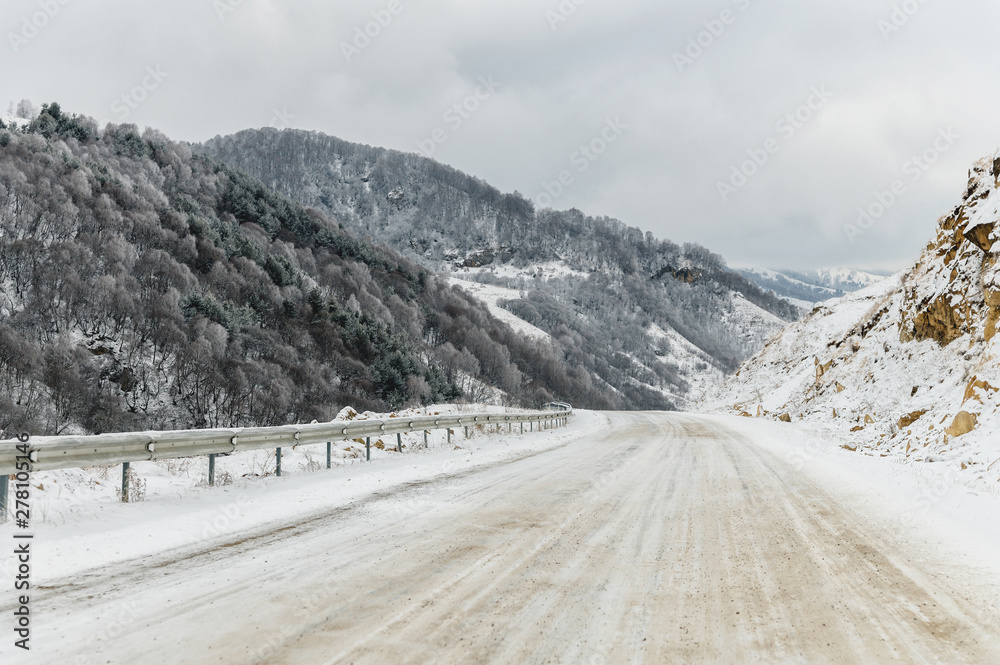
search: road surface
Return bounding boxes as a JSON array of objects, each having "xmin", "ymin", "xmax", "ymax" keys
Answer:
[{"xmin": 10, "ymin": 412, "xmax": 1000, "ymax": 663}]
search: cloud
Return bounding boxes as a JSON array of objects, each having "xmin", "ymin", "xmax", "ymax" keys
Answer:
[{"xmin": 2, "ymin": 0, "xmax": 997, "ymax": 270}]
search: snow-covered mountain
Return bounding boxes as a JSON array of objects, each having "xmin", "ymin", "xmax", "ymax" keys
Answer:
[
  {"xmin": 199, "ymin": 128, "xmax": 801, "ymax": 409},
  {"xmin": 739, "ymin": 267, "xmax": 890, "ymax": 306},
  {"xmin": 717, "ymin": 151, "xmax": 1000, "ymax": 486},
  {"xmin": 2, "ymin": 106, "xmax": 642, "ymax": 433}
]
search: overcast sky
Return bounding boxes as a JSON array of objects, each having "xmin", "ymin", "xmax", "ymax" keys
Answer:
[{"xmin": 3, "ymin": 0, "xmax": 999, "ymax": 271}]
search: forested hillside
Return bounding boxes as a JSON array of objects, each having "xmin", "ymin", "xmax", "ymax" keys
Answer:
[
  {"xmin": 200, "ymin": 128, "xmax": 800, "ymax": 408},
  {"xmin": 0, "ymin": 105, "xmax": 614, "ymax": 436}
]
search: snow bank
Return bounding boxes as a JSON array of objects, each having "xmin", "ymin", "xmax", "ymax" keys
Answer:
[{"xmin": 0, "ymin": 408, "xmax": 602, "ymax": 583}]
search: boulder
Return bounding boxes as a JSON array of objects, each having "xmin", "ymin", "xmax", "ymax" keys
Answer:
[
  {"xmin": 945, "ymin": 411, "xmax": 978, "ymax": 438},
  {"xmin": 336, "ymin": 406, "xmax": 360, "ymax": 421},
  {"xmin": 779, "ymin": 414, "xmax": 792, "ymax": 423}
]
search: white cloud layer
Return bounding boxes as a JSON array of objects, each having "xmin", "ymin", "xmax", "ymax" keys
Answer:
[{"xmin": 3, "ymin": 0, "xmax": 998, "ymax": 270}]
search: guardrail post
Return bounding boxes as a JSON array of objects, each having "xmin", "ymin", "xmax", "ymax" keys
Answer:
[
  {"xmin": 465, "ymin": 426, "xmax": 469, "ymax": 439},
  {"xmin": 397, "ymin": 433, "xmax": 402, "ymax": 452},
  {"xmin": 520, "ymin": 422, "xmax": 524, "ymax": 434},
  {"xmin": 327, "ymin": 442, "xmax": 332, "ymax": 469},
  {"xmin": 423, "ymin": 431, "xmax": 428, "ymax": 447},
  {"xmin": 0, "ymin": 474, "xmax": 8, "ymax": 523},
  {"xmin": 447, "ymin": 428, "xmax": 451, "ymax": 445},
  {"xmin": 276, "ymin": 448, "xmax": 282, "ymax": 477},
  {"xmin": 209, "ymin": 454, "xmax": 216, "ymax": 487},
  {"xmin": 366, "ymin": 437, "xmax": 371, "ymax": 461},
  {"xmin": 121, "ymin": 462, "xmax": 130, "ymax": 503}
]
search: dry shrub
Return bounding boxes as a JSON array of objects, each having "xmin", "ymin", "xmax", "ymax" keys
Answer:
[
  {"xmin": 299, "ymin": 452, "xmax": 323, "ymax": 473},
  {"xmin": 115, "ymin": 467, "xmax": 147, "ymax": 503}
]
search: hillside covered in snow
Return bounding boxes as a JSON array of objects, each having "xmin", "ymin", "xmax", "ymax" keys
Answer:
[
  {"xmin": 0, "ymin": 104, "xmax": 625, "ymax": 435},
  {"xmin": 199, "ymin": 128, "xmax": 800, "ymax": 409},
  {"xmin": 717, "ymin": 152, "xmax": 1000, "ymax": 486},
  {"xmin": 739, "ymin": 267, "xmax": 890, "ymax": 307}
]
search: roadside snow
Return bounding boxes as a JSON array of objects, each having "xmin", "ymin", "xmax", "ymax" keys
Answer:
[
  {"xmin": 7, "ymin": 412, "xmax": 1000, "ymax": 662},
  {"xmin": 712, "ymin": 415, "xmax": 1000, "ymax": 581},
  {"xmin": 0, "ymin": 409, "xmax": 598, "ymax": 583}
]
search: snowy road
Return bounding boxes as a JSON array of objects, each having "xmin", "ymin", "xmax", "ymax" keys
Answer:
[{"xmin": 9, "ymin": 412, "xmax": 1000, "ymax": 664}]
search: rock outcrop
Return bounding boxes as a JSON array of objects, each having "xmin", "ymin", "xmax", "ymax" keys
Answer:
[{"xmin": 718, "ymin": 150, "xmax": 1000, "ymax": 486}]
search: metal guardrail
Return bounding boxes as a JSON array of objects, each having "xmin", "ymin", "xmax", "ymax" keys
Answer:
[{"xmin": 0, "ymin": 407, "xmax": 572, "ymax": 517}]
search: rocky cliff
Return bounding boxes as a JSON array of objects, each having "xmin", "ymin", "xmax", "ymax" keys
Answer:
[{"xmin": 715, "ymin": 152, "xmax": 1000, "ymax": 485}]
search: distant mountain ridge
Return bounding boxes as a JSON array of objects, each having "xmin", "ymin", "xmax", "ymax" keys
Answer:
[
  {"xmin": 739, "ymin": 267, "xmax": 891, "ymax": 305},
  {"xmin": 199, "ymin": 128, "xmax": 801, "ymax": 409}
]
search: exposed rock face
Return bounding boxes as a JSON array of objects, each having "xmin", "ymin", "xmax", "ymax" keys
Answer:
[
  {"xmin": 717, "ymin": 150, "xmax": 1000, "ymax": 482},
  {"xmin": 898, "ymin": 410, "xmax": 927, "ymax": 429},
  {"xmin": 966, "ymin": 222, "xmax": 996, "ymax": 253},
  {"xmin": 964, "ymin": 377, "xmax": 997, "ymax": 405},
  {"xmin": 653, "ymin": 265, "xmax": 703, "ymax": 284},
  {"xmin": 900, "ymin": 294, "xmax": 970, "ymax": 346},
  {"xmin": 897, "ymin": 157, "xmax": 1000, "ymax": 347},
  {"xmin": 986, "ymin": 288, "xmax": 1000, "ymax": 342}
]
